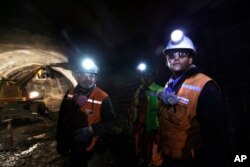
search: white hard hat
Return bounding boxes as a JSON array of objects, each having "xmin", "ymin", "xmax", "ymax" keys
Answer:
[{"xmin": 163, "ymin": 29, "xmax": 196, "ymax": 56}]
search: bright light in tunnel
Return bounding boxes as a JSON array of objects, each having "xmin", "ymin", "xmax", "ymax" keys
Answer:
[
  {"xmin": 82, "ymin": 58, "xmax": 96, "ymax": 70},
  {"xmin": 137, "ymin": 63, "xmax": 146, "ymax": 72},
  {"xmin": 171, "ymin": 29, "xmax": 184, "ymax": 43},
  {"xmin": 29, "ymin": 91, "xmax": 40, "ymax": 99}
]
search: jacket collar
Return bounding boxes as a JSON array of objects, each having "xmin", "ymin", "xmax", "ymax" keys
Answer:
[{"xmin": 75, "ymin": 84, "xmax": 96, "ymax": 95}]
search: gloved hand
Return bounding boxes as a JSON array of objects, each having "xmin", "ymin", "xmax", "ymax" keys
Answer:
[
  {"xmin": 73, "ymin": 95, "xmax": 87, "ymax": 107},
  {"xmin": 73, "ymin": 127, "xmax": 93, "ymax": 143}
]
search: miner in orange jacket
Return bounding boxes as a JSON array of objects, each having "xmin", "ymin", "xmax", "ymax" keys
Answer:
[
  {"xmin": 56, "ymin": 58, "xmax": 115, "ymax": 167},
  {"xmin": 158, "ymin": 29, "xmax": 228, "ymax": 167}
]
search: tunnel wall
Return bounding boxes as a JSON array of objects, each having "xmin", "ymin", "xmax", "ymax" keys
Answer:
[
  {"xmin": 187, "ymin": 0, "xmax": 250, "ymax": 152},
  {"xmin": 107, "ymin": 0, "xmax": 250, "ymax": 153}
]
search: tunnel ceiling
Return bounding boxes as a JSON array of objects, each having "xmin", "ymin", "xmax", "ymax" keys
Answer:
[
  {"xmin": 0, "ymin": 0, "xmax": 216, "ymax": 80},
  {"xmin": 0, "ymin": 31, "xmax": 71, "ymax": 83}
]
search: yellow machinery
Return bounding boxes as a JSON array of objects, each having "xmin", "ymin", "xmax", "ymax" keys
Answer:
[{"xmin": 0, "ymin": 67, "xmax": 46, "ymax": 115}]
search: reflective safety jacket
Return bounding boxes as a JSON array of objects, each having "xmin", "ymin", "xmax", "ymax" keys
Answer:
[
  {"xmin": 58, "ymin": 86, "xmax": 108, "ymax": 152},
  {"xmin": 131, "ymin": 82, "xmax": 163, "ymax": 131},
  {"xmin": 66, "ymin": 86, "xmax": 108, "ymax": 128},
  {"xmin": 158, "ymin": 73, "xmax": 212, "ymax": 159}
]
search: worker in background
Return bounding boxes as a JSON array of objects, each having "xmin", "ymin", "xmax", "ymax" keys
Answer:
[
  {"xmin": 158, "ymin": 29, "xmax": 228, "ymax": 167},
  {"xmin": 130, "ymin": 62, "xmax": 163, "ymax": 167},
  {"xmin": 56, "ymin": 58, "xmax": 115, "ymax": 167}
]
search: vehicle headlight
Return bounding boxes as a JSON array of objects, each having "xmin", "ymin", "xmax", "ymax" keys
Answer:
[{"xmin": 29, "ymin": 91, "xmax": 40, "ymax": 99}]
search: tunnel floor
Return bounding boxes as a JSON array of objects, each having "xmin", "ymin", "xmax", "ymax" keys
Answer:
[{"xmin": 0, "ymin": 104, "xmax": 136, "ymax": 167}]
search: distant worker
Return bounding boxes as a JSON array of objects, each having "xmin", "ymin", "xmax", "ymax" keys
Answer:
[
  {"xmin": 158, "ymin": 29, "xmax": 228, "ymax": 167},
  {"xmin": 130, "ymin": 62, "xmax": 163, "ymax": 167},
  {"xmin": 56, "ymin": 58, "xmax": 115, "ymax": 167}
]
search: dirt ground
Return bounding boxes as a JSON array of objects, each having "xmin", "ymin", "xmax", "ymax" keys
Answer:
[{"xmin": 0, "ymin": 104, "xmax": 136, "ymax": 167}]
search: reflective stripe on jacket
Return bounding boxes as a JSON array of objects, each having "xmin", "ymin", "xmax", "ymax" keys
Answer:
[
  {"xmin": 74, "ymin": 87, "xmax": 108, "ymax": 128},
  {"xmin": 63, "ymin": 86, "xmax": 108, "ymax": 152},
  {"xmin": 158, "ymin": 73, "xmax": 211, "ymax": 159}
]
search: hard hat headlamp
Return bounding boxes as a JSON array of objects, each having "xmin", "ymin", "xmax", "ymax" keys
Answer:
[
  {"xmin": 77, "ymin": 58, "xmax": 98, "ymax": 74},
  {"xmin": 82, "ymin": 59, "xmax": 96, "ymax": 70},
  {"xmin": 137, "ymin": 62, "xmax": 155, "ymax": 78},
  {"xmin": 137, "ymin": 63, "xmax": 146, "ymax": 72},
  {"xmin": 170, "ymin": 30, "xmax": 184, "ymax": 45}
]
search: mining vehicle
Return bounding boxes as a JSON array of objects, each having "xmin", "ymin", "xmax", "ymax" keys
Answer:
[{"xmin": 0, "ymin": 67, "xmax": 47, "ymax": 116}]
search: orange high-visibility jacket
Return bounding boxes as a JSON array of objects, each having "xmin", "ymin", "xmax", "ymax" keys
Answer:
[
  {"xmin": 64, "ymin": 86, "xmax": 108, "ymax": 151},
  {"xmin": 65, "ymin": 86, "xmax": 108, "ymax": 127},
  {"xmin": 158, "ymin": 73, "xmax": 212, "ymax": 159}
]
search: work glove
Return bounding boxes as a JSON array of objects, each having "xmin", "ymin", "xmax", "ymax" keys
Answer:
[
  {"xmin": 73, "ymin": 127, "xmax": 93, "ymax": 143},
  {"xmin": 73, "ymin": 94, "xmax": 87, "ymax": 107}
]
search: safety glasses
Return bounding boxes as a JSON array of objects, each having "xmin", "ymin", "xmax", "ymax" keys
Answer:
[
  {"xmin": 166, "ymin": 51, "xmax": 190, "ymax": 59},
  {"xmin": 75, "ymin": 72, "xmax": 96, "ymax": 78}
]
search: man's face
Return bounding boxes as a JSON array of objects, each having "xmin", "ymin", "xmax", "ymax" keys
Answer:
[
  {"xmin": 75, "ymin": 72, "xmax": 97, "ymax": 89},
  {"xmin": 141, "ymin": 71, "xmax": 154, "ymax": 87},
  {"xmin": 166, "ymin": 50, "xmax": 193, "ymax": 73}
]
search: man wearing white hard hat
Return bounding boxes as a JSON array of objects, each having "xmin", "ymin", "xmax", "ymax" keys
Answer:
[
  {"xmin": 56, "ymin": 58, "xmax": 115, "ymax": 167},
  {"xmin": 158, "ymin": 30, "xmax": 228, "ymax": 167}
]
